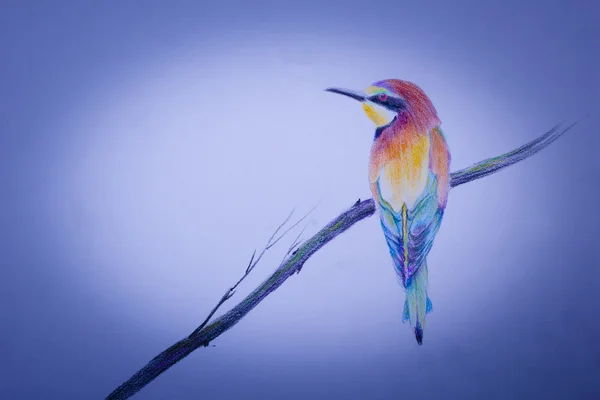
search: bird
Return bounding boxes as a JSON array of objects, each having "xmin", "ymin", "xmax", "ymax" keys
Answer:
[{"xmin": 326, "ymin": 79, "xmax": 451, "ymax": 345}]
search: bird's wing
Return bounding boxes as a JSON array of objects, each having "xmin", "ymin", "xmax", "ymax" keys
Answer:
[
  {"xmin": 429, "ymin": 127, "xmax": 451, "ymax": 208},
  {"xmin": 376, "ymin": 127, "xmax": 450, "ymax": 285}
]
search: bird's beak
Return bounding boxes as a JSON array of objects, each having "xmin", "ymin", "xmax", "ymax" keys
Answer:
[{"xmin": 325, "ymin": 87, "xmax": 366, "ymax": 102}]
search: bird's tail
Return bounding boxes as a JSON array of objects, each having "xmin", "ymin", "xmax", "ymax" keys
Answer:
[{"xmin": 402, "ymin": 261, "xmax": 432, "ymax": 345}]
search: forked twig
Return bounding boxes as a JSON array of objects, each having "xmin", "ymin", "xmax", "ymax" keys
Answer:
[{"xmin": 190, "ymin": 207, "xmax": 316, "ymax": 338}]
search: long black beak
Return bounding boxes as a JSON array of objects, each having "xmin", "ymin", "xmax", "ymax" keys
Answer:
[{"xmin": 325, "ymin": 87, "xmax": 366, "ymax": 102}]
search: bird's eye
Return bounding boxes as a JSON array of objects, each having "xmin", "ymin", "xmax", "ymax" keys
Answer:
[{"xmin": 377, "ymin": 93, "xmax": 388, "ymax": 101}]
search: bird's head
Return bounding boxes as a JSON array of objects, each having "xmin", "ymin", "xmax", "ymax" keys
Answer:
[{"xmin": 326, "ymin": 79, "xmax": 440, "ymax": 131}]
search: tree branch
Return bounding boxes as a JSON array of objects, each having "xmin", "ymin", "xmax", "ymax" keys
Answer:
[
  {"xmin": 449, "ymin": 121, "xmax": 577, "ymax": 188},
  {"xmin": 190, "ymin": 206, "xmax": 314, "ymax": 338},
  {"xmin": 106, "ymin": 122, "xmax": 577, "ymax": 400}
]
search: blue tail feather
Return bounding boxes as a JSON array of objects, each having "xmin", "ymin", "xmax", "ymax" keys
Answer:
[
  {"xmin": 403, "ymin": 296, "xmax": 432, "ymax": 323},
  {"xmin": 402, "ymin": 261, "xmax": 431, "ymax": 345}
]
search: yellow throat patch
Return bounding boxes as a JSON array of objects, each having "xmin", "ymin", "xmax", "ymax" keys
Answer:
[{"xmin": 362, "ymin": 86, "xmax": 395, "ymax": 127}]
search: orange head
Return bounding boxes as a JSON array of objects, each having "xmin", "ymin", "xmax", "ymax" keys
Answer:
[{"xmin": 326, "ymin": 79, "xmax": 440, "ymax": 132}]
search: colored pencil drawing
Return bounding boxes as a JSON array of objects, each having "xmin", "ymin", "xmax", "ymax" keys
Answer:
[
  {"xmin": 106, "ymin": 80, "xmax": 578, "ymax": 398},
  {"xmin": 5, "ymin": 5, "xmax": 597, "ymax": 399}
]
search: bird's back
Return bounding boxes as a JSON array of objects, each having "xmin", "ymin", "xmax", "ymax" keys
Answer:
[{"xmin": 369, "ymin": 122, "xmax": 450, "ymax": 285}]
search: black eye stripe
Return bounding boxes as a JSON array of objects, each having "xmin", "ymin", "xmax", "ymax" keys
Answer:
[{"xmin": 369, "ymin": 95, "xmax": 406, "ymax": 111}]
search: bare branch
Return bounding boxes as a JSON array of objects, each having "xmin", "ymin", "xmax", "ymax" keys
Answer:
[
  {"xmin": 266, "ymin": 204, "xmax": 317, "ymax": 250},
  {"xmin": 189, "ymin": 288, "xmax": 235, "ymax": 338},
  {"xmin": 106, "ymin": 122, "xmax": 577, "ymax": 400},
  {"xmin": 283, "ymin": 222, "xmax": 309, "ymax": 265},
  {"xmin": 250, "ymin": 208, "xmax": 295, "ymax": 269},
  {"xmin": 189, "ymin": 208, "xmax": 311, "ymax": 338},
  {"xmin": 244, "ymin": 250, "xmax": 257, "ymax": 275},
  {"xmin": 449, "ymin": 122, "xmax": 577, "ymax": 188}
]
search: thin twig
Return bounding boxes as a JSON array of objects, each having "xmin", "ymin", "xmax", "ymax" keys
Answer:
[
  {"xmin": 189, "ymin": 251, "xmax": 258, "ymax": 338},
  {"xmin": 106, "ymin": 122, "xmax": 577, "ymax": 400},
  {"xmin": 249, "ymin": 208, "xmax": 295, "ymax": 270},
  {"xmin": 284, "ymin": 223, "xmax": 309, "ymax": 265},
  {"xmin": 190, "ymin": 208, "xmax": 313, "ymax": 337},
  {"xmin": 266, "ymin": 204, "xmax": 317, "ymax": 250}
]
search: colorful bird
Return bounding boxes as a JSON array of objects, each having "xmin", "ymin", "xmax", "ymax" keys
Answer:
[{"xmin": 326, "ymin": 79, "xmax": 451, "ymax": 345}]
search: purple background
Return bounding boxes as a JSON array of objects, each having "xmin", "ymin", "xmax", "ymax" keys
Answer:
[{"xmin": 2, "ymin": 1, "xmax": 599, "ymax": 399}]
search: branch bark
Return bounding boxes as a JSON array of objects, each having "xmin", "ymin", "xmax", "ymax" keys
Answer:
[{"xmin": 106, "ymin": 122, "xmax": 577, "ymax": 400}]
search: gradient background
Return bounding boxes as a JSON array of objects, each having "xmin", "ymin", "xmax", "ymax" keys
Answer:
[{"xmin": 2, "ymin": 1, "xmax": 600, "ymax": 399}]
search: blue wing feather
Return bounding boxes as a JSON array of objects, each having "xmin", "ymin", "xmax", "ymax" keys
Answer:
[{"xmin": 376, "ymin": 172, "xmax": 444, "ymax": 286}]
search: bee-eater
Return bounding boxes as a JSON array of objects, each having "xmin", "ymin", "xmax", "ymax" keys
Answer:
[{"xmin": 326, "ymin": 79, "xmax": 450, "ymax": 345}]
